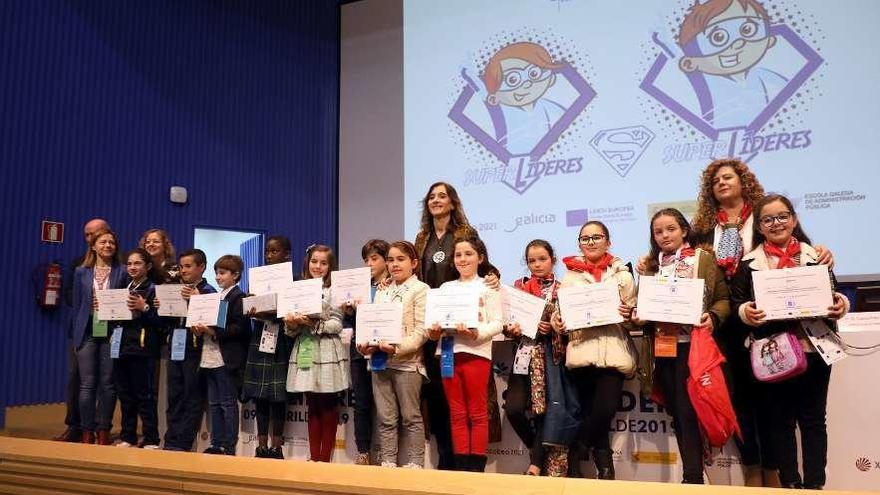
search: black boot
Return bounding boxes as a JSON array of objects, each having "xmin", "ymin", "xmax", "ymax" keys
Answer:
[
  {"xmin": 454, "ymin": 454, "xmax": 471, "ymax": 471},
  {"xmin": 592, "ymin": 448, "xmax": 615, "ymax": 480},
  {"xmin": 469, "ymin": 454, "xmax": 487, "ymax": 472},
  {"xmin": 568, "ymin": 442, "xmax": 586, "ymax": 478}
]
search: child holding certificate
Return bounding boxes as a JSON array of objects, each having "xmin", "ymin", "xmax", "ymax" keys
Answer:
[
  {"xmin": 358, "ymin": 240, "xmax": 430, "ymax": 468},
  {"xmin": 730, "ymin": 194, "xmax": 847, "ymax": 490},
  {"xmin": 343, "ymin": 239, "xmax": 389, "ymax": 465},
  {"xmin": 632, "ymin": 208, "xmax": 730, "ymax": 484},
  {"xmin": 194, "ymin": 255, "xmax": 249, "ymax": 455},
  {"xmin": 427, "ymin": 235, "xmax": 503, "ymax": 472},
  {"xmin": 112, "ymin": 248, "xmax": 162, "ymax": 449},
  {"xmin": 503, "ymin": 240, "xmax": 567, "ymax": 477},
  {"xmin": 285, "ymin": 244, "xmax": 349, "ymax": 462},
  {"xmin": 72, "ymin": 228, "xmax": 125, "ymax": 445},
  {"xmin": 241, "ymin": 236, "xmax": 294, "ymax": 459},
  {"xmin": 550, "ymin": 223, "xmax": 636, "ymax": 480}
]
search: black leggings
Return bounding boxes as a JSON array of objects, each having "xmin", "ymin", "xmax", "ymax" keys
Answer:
[
  {"xmin": 656, "ymin": 343, "xmax": 704, "ymax": 484},
  {"xmin": 568, "ymin": 366, "xmax": 624, "ymax": 450},
  {"xmin": 255, "ymin": 399, "xmax": 285, "ymax": 437}
]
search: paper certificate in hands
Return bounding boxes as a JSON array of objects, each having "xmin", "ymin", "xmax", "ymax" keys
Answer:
[
  {"xmin": 276, "ymin": 278, "xmax": 324, "ymax": 317},
  {"xmin": 155, "ymin": 284, "xmax": 187, "ymax": 317},
  {"xmin": 752, "ymin": 265, "xmax": 833, "ymax": 321},
  {"xmin": 557, "ymin": 282, "xmax": 623, "ymax": 330},
  {"xmin": 96, "ymin": 289, "xmax": 133, "ymax": 321},
  {"xmin": 242, "ymin": 293, "xmax": 277, "ymax": 316},
  {"xmin": 185, "ymin": 293, "xmax": 227, "ymax": 328},
  {"xmin": 636, "ymin": 276, "xmax": 704, "ymax": 326},
  {"xmin": 500, "ymin": 285, "xmax": 546, "ymax": 339},
  {"xmin": 355, "ymin": 302, "xmax": 404, "ymax": 345},
  {"xmin": 425, "ymin": 286, "xmax": 480, "ymax": 329},
  {"xmin": 331, "ymin": 267, "xmax": 372, "ymax": 306},
  {"xmin": 248, "ymin": 262, "xmax": 294, "ymax": 296}
]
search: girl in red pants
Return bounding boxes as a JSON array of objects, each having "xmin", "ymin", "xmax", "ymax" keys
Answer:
[{"xmin": 427, "ymin": 234, "xmax": 502, "ymax": 471}]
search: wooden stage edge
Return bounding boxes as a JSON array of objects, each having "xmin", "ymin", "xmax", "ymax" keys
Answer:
[{"xmin": 0, "ymin": 437, "xmax": 868, "ymax": 495}]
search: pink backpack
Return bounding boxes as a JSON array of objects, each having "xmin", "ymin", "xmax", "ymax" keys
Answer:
[{"xmin": 749, "ymin": 331, "xmax": 807, "ymax": 383}]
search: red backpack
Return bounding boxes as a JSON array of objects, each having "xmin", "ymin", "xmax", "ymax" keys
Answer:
[{"xmin": 687, "ymin": 326, "xmax": 742, "ymax": 448}]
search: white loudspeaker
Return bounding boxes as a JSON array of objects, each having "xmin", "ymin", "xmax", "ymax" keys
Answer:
[{"xmin": 170, "ymin": 186, "xmax": 188, "ymax": 204}]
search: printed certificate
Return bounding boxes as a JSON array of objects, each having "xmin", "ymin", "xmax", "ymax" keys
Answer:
[
  {"xmin": 248, "ymin": 262, "xmax": 294, "ymax": 296},
  {"xmin": 753, "ymin": 265, "xmax": 833, "ymax": 320},
  {"xmin": 96, "ymin": 289, "xmax": 132, "ymax": 321},
  {"xmin": 355, "ymin": 302, "xmax": 404, "ymax": 344},
  {"xmin": 558, "ymin": 281, "xmax": 623, "ymax": 330},
  {"xmin": 500, "ymin": 285, "xmax": 547, "ymax": 339},
  {"xmin": 185, "ymin": 293, "xmax": 226, "ymax": 327},
  {"xmin": 425, "ymin": 286, "xmax": 480, "ymax": 329},
  {"xmin": 276, "ymin": 278, "xmax": 324, "ymax": 316},
  {"xmin": 155, "ymin": 284, "xmax": 187, "ymax": 317},
  {"xmin": 636, "ymin": 276, "xmax": 704, "ymax": 326},
  {"xmin": 331, "ymin": 267, "xmax": 372, "ymax": 306}
]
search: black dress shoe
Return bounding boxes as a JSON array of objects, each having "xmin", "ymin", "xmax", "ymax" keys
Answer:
[
  {"xmin": 53, "ymin": 426, "xmax": 82, "ymax": 442},
  {"xmin": 255, "ymin": 445, "xmax": 270, "ymax": 458},
  {"xmin": 592, "ymin": 449, "xmax": 615, "ymax": 480},
  {"xmin": 268, "ymin": 446, "xmax": 284, "ymax": 459},
  {"xmin": 203, "ymin": 446, "xmax": 226, "ymax": 455}
]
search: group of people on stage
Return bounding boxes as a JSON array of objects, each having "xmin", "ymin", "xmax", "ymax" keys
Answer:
[{"xmin": 55, "ymin": 158, "xmax": 846, "ymax": 489}]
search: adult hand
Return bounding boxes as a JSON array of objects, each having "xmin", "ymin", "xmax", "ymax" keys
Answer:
[
  {"xmin": 127, "ymin": 293, "xmax": 147, "ymax": 312},
  {"xmin": 698, "ymin": 312, "xmax": 714, "ymax": 333},
  {"xmin": 484, "ymin": 273, "xmax": 501, "ymax": 291},
  {"xmin": 815, "ymin": 245, "xmax": 835, "ymax": 269}
]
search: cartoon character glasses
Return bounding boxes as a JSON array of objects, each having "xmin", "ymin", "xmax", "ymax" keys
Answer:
[
  {"xmin": 498, "ymin": 65, "xmax": 553, "ymax": 92},
  {"xmin": 695, "ymin": 16, "xmax": 769, "ymax": 56}
]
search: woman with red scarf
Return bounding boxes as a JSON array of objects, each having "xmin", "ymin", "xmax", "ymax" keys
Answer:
[
  {"xmin": 549, "ymin": 222, "xmax": 637, "ymax": 480},
  {"xmin": 729, "ymin": 194, "xmax": 847, "ymax": 490}
]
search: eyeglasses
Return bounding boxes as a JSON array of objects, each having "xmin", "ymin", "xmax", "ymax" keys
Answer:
[
  {"xmin": 578, "ymin": 234, "xmax": 606, "ymax": 244},
  {"xmin": 759, "ymin": 212, "xmax": 793, "ymax": 228},
  {"xmin": 499, "ymin": 65, "xmax": 553, "ymax": 92},
  {"xmin": 695, "ymin": 16, "xmax": 769, "ymax": 56}
]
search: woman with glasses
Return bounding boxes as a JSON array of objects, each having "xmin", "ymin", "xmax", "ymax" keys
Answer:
[
  {"xmin": 729, "ymin": 194, "xmax": 847, "ymax": 490},
  {"xmin": 550, "ymin": 221, "xmax": 637, "ymax": 479}
]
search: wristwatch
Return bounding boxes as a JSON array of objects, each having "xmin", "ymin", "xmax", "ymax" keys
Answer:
[{"xmin": 143, "ymin": 303, "xmax": 151, "ymax": 312}]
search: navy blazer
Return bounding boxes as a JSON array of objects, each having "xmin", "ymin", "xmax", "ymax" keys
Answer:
[
  {"xmin": 70, "ymin": 264, "xmax": 129, "ymax": 347},
  {"xmin": 213, "ymin": 285, "xmax": 250, "ymax": 372}
]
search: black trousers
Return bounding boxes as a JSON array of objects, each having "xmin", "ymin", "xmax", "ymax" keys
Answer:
[
  {"xmin": 569, "ymin": 366, "xmax": 624, "ymax": 450},
  {"xmin": 422, "ymin": 340, "xmax": 455, "ymax": 469},
  {"xmin": 768, "ymin": 353, "xmax": 831, "ymax": 488},
  {"xmin": 114, "ymin": 355, "xmax": 159, "ymax": 445},
  {"xmin": 504, "ymin": 372, "xmax": 543, "ymax": 465},
  {"xmin": 656, "ymin": 343, "xmax": 704, "ymax": 484},
  {"xmin": 350, "ymin": 357, "xmax": 374, "ymax": 454},
  {"xmin": 164, "ymin": 356, "xmax": 204, "ymax": 451},
  {"xmin": 725, "ymin": 339, "xmax": 777, "ymax": 468},
  {"xmin": 64, "ymin": 341, "xmax": 81, "ymax": 429}
]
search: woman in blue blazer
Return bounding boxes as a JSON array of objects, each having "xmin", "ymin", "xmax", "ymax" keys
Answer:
[{"xmin": 71, "ymin": 228, "xmax": 127, "ymax": 444}]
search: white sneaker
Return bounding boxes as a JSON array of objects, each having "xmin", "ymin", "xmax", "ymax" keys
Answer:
[
  {"xmin": 380, "ymin": 461, "xmax": 397, "ymax": 468},
  {"xmin": 402, "ymin": 463, "xmax": 422, "ymax": 469},
  {"xmin": 115, "ymin": 441, "xmax": 132, "ymax": 448},
  {"xmin": 142, "ymin": 444, "xmax": 160, "ymax": 450}
]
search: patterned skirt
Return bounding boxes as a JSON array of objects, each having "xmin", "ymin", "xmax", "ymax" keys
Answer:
[{"xmin": 241, "ymin": 322, "xmax": 293, "ymax": 403}]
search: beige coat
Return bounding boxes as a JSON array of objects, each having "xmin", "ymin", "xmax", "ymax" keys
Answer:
[
  {"xmin": 553, "ymin": 257, "xmax": 637, "ymax": 376},
  {"xmin": 373, "ymin": 275, "xmax": 430, "ymax": 373}
]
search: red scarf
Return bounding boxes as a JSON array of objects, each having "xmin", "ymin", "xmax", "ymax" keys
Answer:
[
  {"xmin": 763, "ymin": 237, "xmax": 800, "ymax": 269},
  {"xmin": 518, "ymin": 274, "xmax": 557, "ymax": 300},
  {"xmin": 563, "ymin": 253, "xmax": 614, "ymax": 282},
  {"xmin": 715, "ymin": 203, "xmax": 752, "ymax": 227}
]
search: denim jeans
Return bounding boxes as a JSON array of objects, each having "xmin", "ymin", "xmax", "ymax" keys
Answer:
[
  {"xmin": 77, "ymin": 336, "xmax": 116, "ymax": 432},
  {"xmin": 205, "ymin": 367, "xmax": 239, "ymax": 453}
]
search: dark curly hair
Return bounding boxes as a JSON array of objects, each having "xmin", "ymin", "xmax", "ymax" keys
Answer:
[{"xmin": 692, "ymin": 158, "xmax": 765, "ymax": 237}]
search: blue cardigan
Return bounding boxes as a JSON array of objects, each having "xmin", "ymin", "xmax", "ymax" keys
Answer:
[{"xmin": 70, "ymin": 264, "xmax": 128, "ymax": 346}]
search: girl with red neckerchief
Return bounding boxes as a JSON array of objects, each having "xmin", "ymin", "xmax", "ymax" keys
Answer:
[
  {"xmin": 550, "ymin": 222, "xmax": 637, "ymax": 480},
  {"xmin": 729, "ymin": 194, "xmax": 847, "ymax": 490}
]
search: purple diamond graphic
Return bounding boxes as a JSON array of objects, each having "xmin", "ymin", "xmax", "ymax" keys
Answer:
[
  {"xmin": 640, "ymin": 25, "xmax": 824, "ymax": 140},
  {"xmin": 449, "ymin": 63, "xmax": 596, "ymax": 194},
  {"xmin": 589, "ymin": 125, "xmax": 655, "ymax": 178}
]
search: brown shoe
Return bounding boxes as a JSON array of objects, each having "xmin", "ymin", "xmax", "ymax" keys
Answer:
[
  {"xmin": 54, "ymin": 426, "xmax": 82, "ymax": 442},
  {"xmin": 81, "ymin": 431, "xmax": 96, "ymax": 444},
  {"xmin": 96, "ymin": 430, "xmax": 112, "ymax": 445}
]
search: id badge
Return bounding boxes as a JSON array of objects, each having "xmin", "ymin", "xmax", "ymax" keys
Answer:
[
  {"xmin": 92, "ymin": 312, "xmax": 108, "ymax": 338},
  {"xmin": 512, "ymin": 340, "xmax": 534, "ymax": 375},
  {"xmin": 110, "ymin": 327, "xmax": 123, "ymax": 359},
  {"xmin": 802, "ymin": 320, "xmax": 847, "ymax": 365},
  {"xmin": 259, "ymin": 322, "xmax": 279, "ymax": 354},
  {"xmin": 297, "ymin": 334, "xmax": 316, "ymax": 368},
  {"xmin": 654, "ymin": 324, "xmax": 678, "ymax": 358},
  {"xmin": 170, "ymin": 328, "xmax": 187, "ymax": 361},
  {"xmin": 440, "ymin": 336, "xmax": 455, "ymax": 378},
  {"xmin": 370, "ymin": 350, "xmax": 388, "ymax": 371}
]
